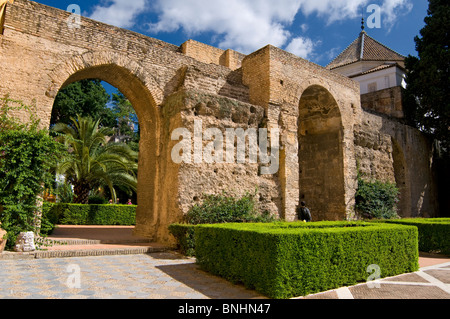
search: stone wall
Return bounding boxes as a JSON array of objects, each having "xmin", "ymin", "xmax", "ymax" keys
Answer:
[
  {"xmin": 360, "ymin": 86, "xmax": 404, "ymax": 119},
  {"xmin": 181, "ymin": 39, "xmax": 245, "ymax": 71},
  {"xmin": 243, "ymin": 46, "xmax": 362, "ymax": 221},
  {"xmin": 355, "ymin": 111, "xmax": 439, "ymax": 218},
  {"xmin": 0, "ymin": 0, "xmax": 441, "ymax": 244}
]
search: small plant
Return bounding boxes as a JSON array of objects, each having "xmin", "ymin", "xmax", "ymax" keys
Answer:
[
  {"xmin": 170, "ymin": 190, "xmax": 277, "ymax": 256},
  {"xmin": 185, "ymin": 190, "xmax": 276, "ymax": 225},
  {"xmin": 355, "ymin": 175, "xmax": 400, "ymax": 219}
]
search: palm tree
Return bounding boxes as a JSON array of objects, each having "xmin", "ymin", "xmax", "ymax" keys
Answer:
[{"xmin": 52, "ymin": 115, "xmax": 138, "ymax": 204}]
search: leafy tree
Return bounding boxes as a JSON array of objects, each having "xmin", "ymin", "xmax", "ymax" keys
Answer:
[
  {"xmin": 110, "ymin": 91, "xmax": 140, "ymax": 152},
  {"xmin": 50, "ymin": 79, "xmax": 116, "ymax": 128},
  {"xmin": 52, "ymin": 115, "xmax": 138, "ymax": 204},
  {"xmin": 0, "ymin": 97, "xmax": 65, "ymax": 249},
  {"xmin": 404, "ymin": 0, "xmax": 450, "ymax": 156}
]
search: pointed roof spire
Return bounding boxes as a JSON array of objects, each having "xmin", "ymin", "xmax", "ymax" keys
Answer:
[
  {"xmin": 361, "ymin": 17, "xmax": 365, "ymax": 32},
  {"xmin": 326, "ymin": 31, "xmax": 405, "ymax": 70}
]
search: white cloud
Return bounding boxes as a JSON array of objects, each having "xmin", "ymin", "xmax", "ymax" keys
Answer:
[
  {"xmin": 285, "ymin": 37, "xmax": 316, "ymax": 59},
  {"xmin": 88, "ymin": 0, "xmax": 148, "ymax": 28},
  {"xmin": 86, "ymin": 0, "xmax": 413, "ymax": 58},
  {"xmin": 380, "ymin": 0, "xmax": 413, "ymax": 31},
  {"xmin": 300, "ymin": 0, "xmax": 370, "ymax": 24},
  {"xmin": 146, "ymin": 0, "xmax": 302, "ymax": 53},
  {"xmin": 300, "ymin": 24, "xmax": 309, "ymax": 33}
]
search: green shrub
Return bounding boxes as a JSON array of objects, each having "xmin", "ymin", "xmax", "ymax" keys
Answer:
[
  {"xmin": 0, "ymin": 105, "xmax": 66, "ymax": 249},
  {"xmin": 186, "ymin": 191, "xmax": 276, "ymax": 225},
  {"xmin": 168, "ymin": 224, "xmax": 196, "ymax": 256},
  {"xmin": 195, "ymin": 221, "xmax": 419, "ymax": 299},
  {"xmin": 356, "ymin": 176, "xmax": 400, "ymax": 219},
  {"xmin": 382, "ymin": 218, "xmax": 450, "ymax": 255},
  {"xmin": 88, "ymin": 195, "xmax": 108, "ymax": 205},
  {"xmin": 170, "ymin": 191, "xmax": 277, "ymax": 255},
  {"xmin": 43, "ymin": 203, "xmax": 136, "ymax": 227}
]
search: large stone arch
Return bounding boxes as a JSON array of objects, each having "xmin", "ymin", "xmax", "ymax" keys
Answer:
[
  {"xmin": 45, "ymin": 51, "xmax": 164, "ymax": 106},
  {"xmin": 45, "ymin": 51, "xmax": 164, "ymax": 241},
  {"xmin": 297, "ymin": 85, "xmax": 347, "ymax": 221}
]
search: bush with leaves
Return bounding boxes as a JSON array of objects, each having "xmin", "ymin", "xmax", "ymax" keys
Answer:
[
  {"xmin": 170, "ymin": 191, "xmax": 277, "ymax": 256},
  {"xmin": 355, "ymin": 176, "xmax": 400, "ymax": 219},
  {"xmin": 185, "ymin": 191, "xmax": 276, "ymax": 225},
  {"xmin": 0, "ymin": 96, "xmax": 66, "ymax": 249}
]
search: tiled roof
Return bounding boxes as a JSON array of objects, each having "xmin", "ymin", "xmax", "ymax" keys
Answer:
[{"xmin": 326, "ymin": 31, "xmax": 405, "ymax": 70}]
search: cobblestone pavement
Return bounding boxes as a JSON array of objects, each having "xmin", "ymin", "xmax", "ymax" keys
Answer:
[
  {"xmin": 302, "ymin": 261, "xmax": 450, "ymax": 299},
  {"xmin": 1, "ymin": 251, "xmax": 449, "ymax": 299},
  {"xmin": 0, "ymin": 252, "xmax": 265, "ymax": 299}
]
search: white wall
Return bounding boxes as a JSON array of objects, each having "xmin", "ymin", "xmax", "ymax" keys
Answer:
[{"xmin": 352, "ymin": 66, "xmax": 406, "ymax": 94}]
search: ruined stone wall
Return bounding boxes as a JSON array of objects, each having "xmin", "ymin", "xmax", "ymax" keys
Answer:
[
  {"xmin": 0, "ymin": 0, "xmax": 441, "ymax": 244},
  {"xmin": 242, "ymin": 45, "xmax": 362, "ymax": 221},
  {"xmin": 161, "ymin": 90, "xmax": 281, "ymax": 221},
  {"xmin": 181, "ymin": 39, "xmax": 245, "ymax": 71},
  {"xmin": 361, "ymin": 86, "xmax": 404, "ymax": 119},
  {"xmin": 355, "ymin": 111, "xmax": 439, "ymax": 218}
]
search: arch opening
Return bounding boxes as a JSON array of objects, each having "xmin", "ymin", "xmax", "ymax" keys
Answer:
[
  {"xmin": 48, "ymin": 63, "xmax": 161, "ymax": 239},
  {"xmin": 298, "ymin": 85, "xmax": 346, "ymax": 221}
]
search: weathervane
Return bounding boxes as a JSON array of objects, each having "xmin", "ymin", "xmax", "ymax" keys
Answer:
[{"xmin": 361, "ymin": 7, "xmax": 365, "ymax": 32}]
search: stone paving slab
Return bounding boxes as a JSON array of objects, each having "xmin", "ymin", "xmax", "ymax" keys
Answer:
[
  {"xmin": 1, "ymin": 250, "xmax": 449, "ymax": 299},
  {"xmin": 301, "ymin": 261, "xmax": 450, "ymax": 299},
  {"xmin": 0, "ymin": 252, "xmax": 265, "ymax": 299},
  {"xmin": 1, "ymin": 226, "xmax": 449, "ymax": 300}
]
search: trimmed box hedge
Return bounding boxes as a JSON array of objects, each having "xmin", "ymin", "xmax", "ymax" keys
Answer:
[
  {"xmin": 382, "ymin": 218, "xmax": 450, "ymax": 255},
  {"xmin": 195, "ymin": 221, "xmax": 419, "ymax": 299},
  {"xmin": 43, "ymin": 203, "xmax": 136, "ymax": 226},
  {"xmin": 168, "ymin": 224, "xmax": 196, "ymax": 256}
]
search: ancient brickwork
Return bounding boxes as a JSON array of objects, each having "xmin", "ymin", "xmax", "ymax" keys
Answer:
[
  {"xmin": 181, "ymin": 40, "xmax": 245, "ymax": 71},
  {"xmin": 0, "ymin": 0, "xmax": 439, "ymax": 244},
  {"xmin": 355, "ymin": 111, "xmax": 438, "ymax": 217},
  {"xmin": 361, "ymin": 86, "xmax": 404, "ymax": 119}
]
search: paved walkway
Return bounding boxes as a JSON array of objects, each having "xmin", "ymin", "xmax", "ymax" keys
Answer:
[
  {"xmin": 301, "ymin": 260, "xmax": 450, "ymax": 299},
  {"xmin": 0, "ymin": 226, "xmax": 449, "ymax": 299},
  {"xmin": 0, "ymin": 252, "xmax": 265, "ymax": 299},
  {"xmin": 1, "ymin": 251, "xmax": 449, "ymax": 299}
]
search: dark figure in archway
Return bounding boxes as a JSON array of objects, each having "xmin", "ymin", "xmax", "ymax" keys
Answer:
[{"xmin": 297, "ymin": 201, "xmax": 312, "ymax": 222}]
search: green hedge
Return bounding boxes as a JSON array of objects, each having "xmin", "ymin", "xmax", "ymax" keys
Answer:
[
  {"xmin": 168, "ymin": 224, "xmax": 196, "ymax": 256},
  {"xmin": 382, "ymin": 218, "xmax": 450, "ymax": 255},
  {"xmin": 195, "ymin": 221, "xmax": 419, "ymax": 299},
  {"xmin": 43, "ymin": 203, "xmax": 136, "ymax": 227}
]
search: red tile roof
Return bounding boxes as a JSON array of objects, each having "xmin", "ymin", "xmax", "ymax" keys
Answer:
[{"xmin": 327, "ymin": 31, "xmax": 405, "ymax": 70}]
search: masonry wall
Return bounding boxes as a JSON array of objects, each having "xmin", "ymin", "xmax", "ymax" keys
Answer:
[
  {"xmin": 162, "ymin": 89, "xmax": 281, "ymax": 219},
  {"xmin": 355, "ymin": 111, "xmax": 439, "ymax": 218},
  {"xmin": 181, "ymin": 40, "xmax": 245, "ymax": 70},
  {"xmin": 242, "ymin": 46, "xmax": 362, "ymax": 221},
  {"xmin": 361, "ymin": 86, "xmax": 404, "ymax": 119},
  {"xmin": 0, "ymin": 0, "xmax": 441, "ymax": 245}
]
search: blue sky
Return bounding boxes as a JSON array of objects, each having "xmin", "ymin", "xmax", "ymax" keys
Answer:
[{"xmin": 33, "ymin": 0, "xmax": 429, "ymax": 94}]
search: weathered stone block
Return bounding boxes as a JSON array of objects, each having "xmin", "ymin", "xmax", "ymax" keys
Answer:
[{"xmin": 14, "ymin": 231, "xmax": 36, "ymax": 252}]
